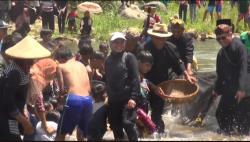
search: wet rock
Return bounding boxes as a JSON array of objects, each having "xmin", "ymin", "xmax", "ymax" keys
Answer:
[
  {"xmin": 144, "ymin": 1, "xmax": 167, "ymax": 12},
  {"xmin": 120, "ymin": 4, "xmax": 146, "ymax": 20},
  {"xmin": 200, "ymin": 33, "xmax": 206, "ymax": 41}
]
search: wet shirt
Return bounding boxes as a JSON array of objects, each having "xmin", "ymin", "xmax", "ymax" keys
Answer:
[
  {"xmin": 167, "ymin": 33, "xmax": 194, "ymax": 65},
  {"xmin": 105, "ymin": 52, "xmax": 140, "ymax": 103},
  {"xmin": 214, "ymin": 37, "xmax": 247, "ymax": 95},
  {"xmin": 144, "ymin": 40, "xmax": 185, "ymax": 85}
]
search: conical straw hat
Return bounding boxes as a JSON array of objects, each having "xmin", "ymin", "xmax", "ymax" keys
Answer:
[{"xmin": 5, "ymin": 35, "xmax": 51, "ymax": 59}]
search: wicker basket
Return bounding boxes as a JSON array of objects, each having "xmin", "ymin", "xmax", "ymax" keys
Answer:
[{"xmin": 157, "ymin": 80, "xmax": 199, "ymax": 104}]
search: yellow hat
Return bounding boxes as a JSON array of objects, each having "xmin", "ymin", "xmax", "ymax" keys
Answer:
[
  {"xmin": 5, "ymin": 35, "xmax": 51, "ymax": 59},
  {"xmin": 147, "ymin": 23, "xmax": 172, "ymax": 38}
]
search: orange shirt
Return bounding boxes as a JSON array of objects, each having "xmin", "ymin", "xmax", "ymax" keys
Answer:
[{"xmin": 30, "ymin": 58, "xmax": 57, "ymax": 89}]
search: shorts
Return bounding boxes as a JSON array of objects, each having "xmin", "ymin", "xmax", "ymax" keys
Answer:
[
  {"xmin": 207, "ymin": 6, "xmax": 215, "ymax": 13},
  {"xmin": 57, "ymin": 94, "xmax": 93, "ymax": 136},
  {"xmin": 216, "ymin": 5, "xmax": 222, "ymax": 13}
]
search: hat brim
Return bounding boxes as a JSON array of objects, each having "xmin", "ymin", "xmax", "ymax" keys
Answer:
[
  {"xmin": 147, "ymin": 29, "xmax": 172, "ymax": 38},
  {"xmin": 5, "ymin": 35, "xmax": 51, "ymax": 59}
]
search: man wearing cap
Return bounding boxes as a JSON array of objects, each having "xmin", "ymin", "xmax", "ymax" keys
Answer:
[
  {"xmin": 144, "ymin": 23, "xmax": 196, "ymax": 134},
  {"xmin": 213, "ymin": 24, "xmax": 248, "ymax": 135},
  {"xmin": 105, "ymin": 32, "xmax": 140, "ymax": 140},
  {"xmin": 167, "ymin": 19, "xmax": 194, "ymax": 76},
  {"xmin": 0, "ymin": 20, "xmax": 10, "ymax": 52},
  {"xmin": 0, "ymin": 36, "xmax": 51, "ymax": 140}
]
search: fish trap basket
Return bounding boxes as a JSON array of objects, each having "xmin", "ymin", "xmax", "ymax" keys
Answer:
[{"xmin": 157, "ymin": 80, "xmax": 199, "ymax": 104}]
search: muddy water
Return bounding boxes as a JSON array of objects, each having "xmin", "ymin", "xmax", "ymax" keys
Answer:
[
  {"xmin": 60, "ymin": 38, "xmax": 250, "ymax": 140},
  {"xmin": 153, "ymin": 39, "xmax": 250, "ymax": 141}
]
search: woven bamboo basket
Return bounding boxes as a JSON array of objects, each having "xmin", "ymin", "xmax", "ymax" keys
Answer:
[{"xmin": 157, "ymin": 80, "xmax": 199, "ymax": 104}]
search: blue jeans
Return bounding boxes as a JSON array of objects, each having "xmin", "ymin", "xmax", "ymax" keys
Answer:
[{"xmin": 190, "ymin": 4, "xmax": 197, "ymax": 23}]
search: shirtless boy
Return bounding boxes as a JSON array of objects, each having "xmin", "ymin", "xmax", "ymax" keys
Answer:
[{"xmin": 54, "ymin": 46, "xmax": 92, "ymax": 141}]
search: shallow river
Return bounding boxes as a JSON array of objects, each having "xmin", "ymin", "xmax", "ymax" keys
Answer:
[{"xmin": 151, "ymin": 39, "xmax": 250, "ymax": 141}]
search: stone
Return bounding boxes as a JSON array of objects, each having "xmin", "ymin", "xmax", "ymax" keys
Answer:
[
  {"xmin": 120, "ymin": 4, "xmax": 146, "ymax": 20},
  {"xmin": 144, "ymin": 1, "xmax": 167, "ymax": 12}
]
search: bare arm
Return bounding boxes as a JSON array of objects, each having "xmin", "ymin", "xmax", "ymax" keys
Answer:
[{"xmin": 56, "ymin": 65, "xmax": 65, "ymax": 95}]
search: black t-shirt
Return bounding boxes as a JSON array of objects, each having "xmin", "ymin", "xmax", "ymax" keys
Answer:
[{"xmin": 144, "ymin": 40, "xmax": 185, "ymax": 85}]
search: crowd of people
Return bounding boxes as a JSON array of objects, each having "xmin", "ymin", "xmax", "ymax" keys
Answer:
[{"xmin": 0, "ymin": 0, "xmax": 250, "ymax": 141}]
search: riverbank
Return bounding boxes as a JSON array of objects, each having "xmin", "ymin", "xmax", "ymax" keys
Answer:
[{"xmin": 7, "ymin": 1, "xmax": 245, "ymax": 50}]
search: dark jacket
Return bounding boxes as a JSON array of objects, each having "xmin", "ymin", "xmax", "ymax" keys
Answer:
[
  {"xmin": 214, "ymin": 37, "xmax": 247, "ymax": 96},
  {"xmin": 144, "ymin": 40, "xmax": 186, "ymax": 85},
  {"xmin": 167, "ymin": 33, "xmax": 194, "ymax": 66},
  {"xmin": 105, "ymin": 52, "xmax": 140, "ymax": 103},
  {"xmin": 0, "ymin": 62, "xmax": 30, "ymax": 136}
]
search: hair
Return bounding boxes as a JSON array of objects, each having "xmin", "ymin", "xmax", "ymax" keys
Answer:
[
  {"xmin": 54, "ymin": 46, "xmax": 73, "ymax": 61},
  {"xmin": 84, "ymin": 10, "xmax": 90, "ymax": 17},
  {"xmin": 46, "ymin": 110, "xmax": 61, "ymax": 123},
  {"xmin": 99, "ymin": 42, "xmax": 109, "ymax": 50},
  {"xmin": 214, "ymin": 24, "xmax": 232, "ymax": 35},
  {"xmin": 79, "ymin": 43, "xmax": 93, "ymax": 56},
  {"xmin": 137, "ymin": 50, "xmax": 154, "ymax": 64},
  {"xmin": 93, "ymin": 51, "xmax": 105, "ymax": 60},
  {"xmin": 40, "ymin": 29, "xmax": 52, "ymax": 38},
  {"xmin": 92, "ymin": 82, "xmax": 106, "ymax": 101},
  {"xmin": 78, "ymin": 36, "xmax": 91, "ymax": 48}
]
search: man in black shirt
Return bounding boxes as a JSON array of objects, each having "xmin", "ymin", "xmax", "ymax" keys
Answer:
[
  {"xmin": 144, "ymin": 23, "xmax": 196, "ymax": 134},
  {"xmin": 105, "ymin": 32, "xmax": 140, "ymax": 140},
  {"xmin": 167, "ymin": 19, "xmax": 194, "ymax": 76},
  {"xmin": 213, "ymin": 24, "xmax": 248, "ymax": 135}
]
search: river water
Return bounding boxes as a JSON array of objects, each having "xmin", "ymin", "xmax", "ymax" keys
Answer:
[
  {"xmin": 152, "ymin": 39, "xmax": 250, "ymax": 141},
  {"xmin": 60, "ymin": 38, "xmax": 250, "ymax": 140}
]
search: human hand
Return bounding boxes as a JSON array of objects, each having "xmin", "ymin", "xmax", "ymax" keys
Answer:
[
  {"xmin": 184, "ymin": 73, "xmax": 197, "ymax": 84},
  {"xmin": 235, "ymin": 90, "xmax": 246, "ymax": 103},
  {"xmin": 42, "ymin": 125, "xmax": 56, "ymax": 135},
  {"xmin": 127, "ymin": 99, "xmax": 136, "ymax": 109},
  {"xmin": 23, "ymin": 120, "xmax": 34, "ymax": 135},
  {"xmin": 212, "ymin": 90, "xmax": 219, "ymax": 101},
  {"xmin": 154, "ymin": 87, "xmax": 167, "ymax": 98}
]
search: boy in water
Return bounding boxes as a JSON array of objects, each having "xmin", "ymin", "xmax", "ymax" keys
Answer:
[
  {"xmin": 54, "ymin": 46, "xmax": 92, "ymax": 141},
  {"xmin": 136, "ymin": 50, "xmax": 167, "ymax": 137}
]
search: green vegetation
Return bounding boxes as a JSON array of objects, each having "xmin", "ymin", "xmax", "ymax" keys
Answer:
[{"xmin": 27, "ymin": 1, "xmax": 246, "ymax": 49}]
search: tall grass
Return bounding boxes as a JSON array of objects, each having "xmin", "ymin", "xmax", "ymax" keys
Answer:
[
  {"xmin": 29, "ymin": 1, "xmax": 246, "ymax": 49},
  {"xmin": 90, "ymin": 1, "xmax": 244, "ymax": 42}
]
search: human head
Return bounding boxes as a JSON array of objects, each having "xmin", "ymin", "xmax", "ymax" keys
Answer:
[
  {"xmin": 78, "ymin": 36, "xmax": 92, "ymax": 49},
  {"xmin": 84, "ymin": 10, "xmax": 90, "ymax": 17},
  {"xmin": 91, "ymin": 81, "xmax": 106, "ymax": 102},
  {"xmin": 214, "ymin": 24, "xmax": 233, "ymax": 47},
  {"xmin": 171, "ymin": 19, "xmax": 185, "ymax": 39},
  {"xmin": 91, "ymin": 51, "xmax": 105, "ymax": 70},
  {"xmin": 99, "ymin": 42, "xmax": 109, "ymax": 57},
  {"xmin": 110, "ymin": 32, "xmax": 126, "ymax": 53},
  {"xmin": 147, "ymin": 23, "xmax": 172, "ymax": 49},
  {"xmin": 1, "ymin": 34, "xmax": 22, "ymax": 63},
  {"xmin": 0, "ymin": 20, "xmax": 10, "ymax": 40},
  {"xmin": 46, "ymin": 110, "xmax": 60, "ymax": 123},
  {"xmin": 40, "ymin": 29, "xmax": 52, "ymax": 42},
  {"xmin": 137, "ymin": 50, "xmax": 153, "ymax": 74},
  {"xmin": 79, "ymin": 43, "xmax": 93, "ymax": 60},
  {"xmin": 5, "ymin": 35, "xmax": 51, "ymax": 74},
  {"xmin": 125, "ymin": 27, "xmax": 141, "ymax": 54},
  {"xmin": 54, "ymin": 46, "xmax": 73, "ymax": 63},
  {"xmin": 145, "ymin": 5, "xmax": 156, "ymax": 16}
]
